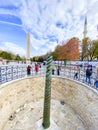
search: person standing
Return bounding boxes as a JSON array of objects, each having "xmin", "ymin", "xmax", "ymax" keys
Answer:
[
  {"xmin": 74, "ymin": 66, "xmax": 79, "ymax": 79},
  {"xmin": 86, "ymin": 66, "xmax": 92, "ymax": 84},
  {"xmin": 94, "ymin": 77, "xmax": 98, "ymax": 88},
  {"xmin": 35, "ymin": 63, "xmax": 39, "ymax": 74},
  {"xmin": 27, "ymin": 65, "xmax": 31, "ymax": 76},
  {"xmin": 74, "ymin": 72, "xmax": 78, "ymax": 79},
  {"xmin": 52, "ymin": 69, "xmax": 55, "ymax": 75},
  {"xmin": 57, "ymin": 66, "xmax": 61, "ymax": 76},
  {"xmin": 51, "ymin": 65, "xmax": 55, "ymax": 75}
]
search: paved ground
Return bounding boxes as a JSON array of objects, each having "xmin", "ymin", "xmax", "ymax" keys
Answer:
[{"xmin": 3, "ymin": 99, "xmax": 87, "ymax": 130}]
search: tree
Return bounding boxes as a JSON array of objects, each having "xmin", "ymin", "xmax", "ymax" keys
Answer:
[
  {"xmin": 14, "ymin": 54, "xmax": 21, "ymax": 61},
  {"xmin": 0, "ymin": 50, "xmax": 2, "ymax": 54},
  {"xmin": 64, "ymin": 38, "xmax": 79, "ymax": 60},
  {"xmin": 33, "ymin": 56, "xmax": 39, "ymax": 61},
  {"xmin": 21, "ymin": 56, "xmax": 26, "ymax": 61},
  {"xmin": 51, "ymin": 46, "xmax": 59, "ymax": 60},
  {"xmin": 0, "ymin": 51, "xmax": 13, "ymax": 60},
  {"xmin": 51, "ymin": 50, "xmax": 58, "ymax": 60},
  {"xmin": 38, "ymin": 57, "xmax": 44, "ymax": 62},
  {"xmin": 94, "ymin": 40, "xmax": 98, "ymax": 59},
  {"xmin": 58, "ymin": 38, "xmax": 79, "ymax": 61},
  {"xmin": 51, "ymin": 38, "xmax": 79, "ymax": 61},
  {"xmin": 81, "ymin": 39, "xmax": 98, "ymax": 61},
  {"xmin": 56, "ymin": 45, "xmax": 64, "ymax": 60},
  {"xmin": 30, "ymin": 57, "xmax": 33, "ymax": 62},
  {"xmin": 88, "ymin": 40, "xmax": 98, "ymax": 60}
]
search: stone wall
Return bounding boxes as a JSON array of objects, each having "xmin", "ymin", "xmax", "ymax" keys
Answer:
[
  {"xmin": 0, "ymin": 76, "xmax": 98, "ymax": 130},
  {"xmin": 51, "ymin": 78, "xmax": 98, "ymax": 130}
]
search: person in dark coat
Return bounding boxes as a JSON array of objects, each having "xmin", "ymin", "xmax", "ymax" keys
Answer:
[
  {"xmin": 27, "ymin": 65, "xmax": 31, "ymax": 76},
  {"xmin": 86, "ymin": 66, "xmax": 92, "ymax": 84},
  {"xmin": 57, "ymin": 66, "xmax": 61, "ymax": 75},
  {"xmin": 94, "ymin": 79, "xmax": 98, "ymax": 88},
  {"xmin": 74, "ymin": 72, "xmax": 78, "ymax": 79}
]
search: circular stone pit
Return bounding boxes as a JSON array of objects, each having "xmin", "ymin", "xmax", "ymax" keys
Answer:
[{"xmin": 0, "ymin": 76, "xmax": 98, "ymax": 130}]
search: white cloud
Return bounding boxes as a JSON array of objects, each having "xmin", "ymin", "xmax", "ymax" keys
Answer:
[
  {"xmin": 0, "ymin": 42, "xmax": 26, "ymax": 56},
  {"xmin": 0, "ymin": 0, "xmax": 98, "ymax": 56},
  {"xmin": 0, "ymin": 20, "xmax": 21, "ymax": 27}
]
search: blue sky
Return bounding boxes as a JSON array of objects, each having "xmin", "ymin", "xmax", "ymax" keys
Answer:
[{"xmin": 0, "ymin": 0, "xmax": 98, "ymax": 57}]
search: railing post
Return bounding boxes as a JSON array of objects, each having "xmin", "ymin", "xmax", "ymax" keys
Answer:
[
  {"xmin": 6, "ymin": 66, "xmax": 7, "ymax": 82},
  {"xmin": 12, "ymin": 66, "xmax": 13, "ymax": 80}
]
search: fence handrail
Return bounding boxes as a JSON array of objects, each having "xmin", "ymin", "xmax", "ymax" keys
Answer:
[{"xmin": 0, "ymin": 65, "xmax": 98, "ymax": 90}]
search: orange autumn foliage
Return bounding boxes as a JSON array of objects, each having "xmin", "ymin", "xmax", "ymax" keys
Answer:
[{"xmin": 56, "ymin": 38, "xmax": 79, "ymax": 61}]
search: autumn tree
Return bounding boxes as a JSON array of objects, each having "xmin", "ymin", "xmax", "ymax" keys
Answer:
[
  {"xmin": 94, "ymin": 40, "xmax": 98, "ymax": 59},
  {"xmin": 55, "ymin": 45, "xmax": 64, "ymax": 60},
  {"xmin": 51, "ymin": 37, "xmax": 79, "ymax": 61},
  {"xmin": 62, "ymin": 37, "xmax": 79, "ymax": 61},
  {"xmin": 87, "ymin": 40, "xmax": 98, "ymax": 61},
  {"xmin": 51, "ymin": 47, "xmax": 58, "ymax": 60}
]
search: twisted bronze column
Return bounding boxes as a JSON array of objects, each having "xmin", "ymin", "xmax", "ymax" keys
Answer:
[{"xmin": 42, "ymin": 56, "xmax": 52, "ymax": 129}]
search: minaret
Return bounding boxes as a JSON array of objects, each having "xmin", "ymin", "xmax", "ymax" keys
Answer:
[
  {"xmin": 26, "ymin": 32, "xmax": 30, "ymax": 64},
  {"xmin": 83, "ymin": 16, "xmax": 87, "ymax": 38}
]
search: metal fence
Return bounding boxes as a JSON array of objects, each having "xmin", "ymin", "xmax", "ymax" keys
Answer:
[
  {"xmin": 58, "ymin": 68, "xmax": 97, "ymax": 86},
  {"xmin": 0, "ymin": 65, "xmax": 98, "ymax": 90},
  {"xmin": 0, "ymin": 65, "xmax": 46, "ymax": 85}
]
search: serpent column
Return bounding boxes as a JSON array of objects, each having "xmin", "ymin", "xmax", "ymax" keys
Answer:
[{"xmin": 42, "ymin": 56, "xmax": 52, "ymax": 129}]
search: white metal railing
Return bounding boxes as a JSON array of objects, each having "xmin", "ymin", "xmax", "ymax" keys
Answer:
[{"xmin": 0, "ymin": 65, "xmax": 98, "ymax": 90}]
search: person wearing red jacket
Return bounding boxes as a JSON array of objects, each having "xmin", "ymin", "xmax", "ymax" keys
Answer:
[{"xmin": 35, "ymin": 63, "xmax": 39, "ymax": 74}]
